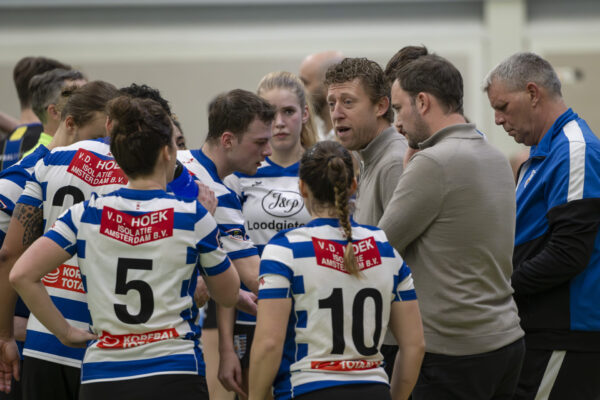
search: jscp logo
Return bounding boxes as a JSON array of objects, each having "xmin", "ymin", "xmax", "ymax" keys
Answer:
[{"xmin": 262, "ymin": 190, "xmax": 304, "ymax": 217}]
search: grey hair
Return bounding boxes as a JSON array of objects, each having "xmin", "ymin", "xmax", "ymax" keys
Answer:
[
  {"xmin": 29, "ymin": 68, "xmax": 86, "ymax": 124},
  {"xmin": 482, "ymin": 52, "xmax": 562, "ymax": 97}
]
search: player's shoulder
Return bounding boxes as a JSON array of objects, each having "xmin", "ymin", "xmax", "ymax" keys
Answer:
[{"xmin": 45, "ymin": 138, "xmax": 110, "ymax": 163}]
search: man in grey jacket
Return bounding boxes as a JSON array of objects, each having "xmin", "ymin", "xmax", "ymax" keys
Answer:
[
  {"xmin": 380, "ymin": 54, "xmax": 524, "ymax": 399},
  {"xmin": 325, "ymin": 57, "xmax": 408, "ymax": 377}
]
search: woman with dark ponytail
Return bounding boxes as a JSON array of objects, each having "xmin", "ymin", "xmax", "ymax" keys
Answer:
[
  {"xmin": 10, "ymin": 95, "xmax": 241, "ymax": 400},
  {"xmin": 249, "ymin": 141, "xmax": 425, "ymax": 400}
]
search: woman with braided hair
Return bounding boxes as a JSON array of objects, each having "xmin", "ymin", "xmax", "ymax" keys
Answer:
[
  {"xmin": 248, "ymin": 141, "xmax": 424, "ymax": 400},
  {"xmin": 218, "ymin": 72, "xmax": 316, "ymax": 399}
]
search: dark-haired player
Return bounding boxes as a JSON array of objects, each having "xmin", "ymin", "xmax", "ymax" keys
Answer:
[
  {"xmin": 0, "ymin": 57, "xmax": 71, "ymax": 171},
  {"xmin": 11, "ymin": 95, "xmax": 239, "ymax": 400},
  {"xmin": 249, "ymin": 141, "xmax": 424, "ymax": 400},
  {"xmin": 178, "ymin": 89, "xmax": 273, "ymax": 398}
]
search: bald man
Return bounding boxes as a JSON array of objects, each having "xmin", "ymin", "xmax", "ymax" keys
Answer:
[{"xmin": 299, "ymin": 50, "xmax": 344, "ymax": 141}]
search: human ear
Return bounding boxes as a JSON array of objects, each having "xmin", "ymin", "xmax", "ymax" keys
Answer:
[
  {"xmin": 416, "ymin": 92, "xmax": 430, "ymax": 114},
  {"xmin": 64, "ymin": 115, "xmax": 76, "ymax": 133},
  {"xmin": 298, "ymin": 179, "xmax": 309, "ymax": 199},
  {"xmin": 162, "ymin": 144, "xmax": 173, "ymax": 162},
  {"xmin": 302, "ymin": 104, "xmax": 310, "ymax": 124},
  {"xmin": 526, "ymin": 82, "xmax": 541, "ymax": 107},
  {"xmin": 375, "ymin": 96, "xmax": 390, "ymax": 118},
  {"xmin": 221, "ymin": 131, "xmax": 235, "ymax": 149},
  {"xmin": 47, "ymin": 104, "xmax": 60, "ymax": 121}
]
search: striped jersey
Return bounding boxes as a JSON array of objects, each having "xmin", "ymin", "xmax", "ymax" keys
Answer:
[
  {"xmin": 0, "ymin": 145, "xmax": 49, "ymax": 245},
  {"xmin": 224, "ymin": 158, "xmax": 311, "ymax": 256},
  {"xmin": 178, "ymin": 149, "xmax": 257, "ymax": 261},
  {"xmin": 258, "ymin": 218, "xmax": 416, "ymax": 399},
  {"xmin": 224, "ymin": 158, "xmax": 311, "ymax": 324},
  {"xmin": 0, "ymin": 123, "xmax": 43, "ymax": 171},
  {"xmin": 45, "ymin": 188, "xmax": 230, "ymax": 383},
  {"xmin": 17, "ymin": 138, "xmax": 128, "ymax": 367},
  {"xmin": 0, "ymin": 145, "xmax": 49, "ymax": 356}
]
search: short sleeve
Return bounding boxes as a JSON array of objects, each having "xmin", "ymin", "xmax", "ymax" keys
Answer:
[
  {"xmin": 0, "ymin": 166, "xmax": 31, "ymax": 234},
  {"xmin": 195, "ymin": 204, "xmax": 231, "ymax": 276},
  {"xmin": 17, "ymin": 167, "xmax": 44, "ymax": 208},
  {"xmin": 44, "ymin": 201, "xmax": 86, "ymax": 256},
  {"xmin": 393, "ymin": 259, "xmax": 417, "ymax": 302},
  {"xmin": 214, "ymin": 191, "xmax": 257, "ymax": 260},
  {"xmin": 258, "ymin": 239, "xmax": 294, "ymax": 300}
]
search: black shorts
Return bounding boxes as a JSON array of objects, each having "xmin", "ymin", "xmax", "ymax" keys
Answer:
[
  {"xmin": 294, "ymin": 383, "xmax": 391, "ymax": 400},
  {"xmin": 233, "ymin": 323, "xmax": 255, "ymax": 369},
  {"xmin": 79, "ymin": 374, "xmax": 208, "ymax": 400},
  {"xmin": 202, "ymin": 299, "xmax": 217, "ymax": 330},
  {"xmin": 21, "ymin": 356, "xmax": 80, "ymax": 400}
]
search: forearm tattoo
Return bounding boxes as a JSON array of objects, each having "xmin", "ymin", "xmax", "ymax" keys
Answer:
[{"xmin": 14, "ymin": 203, "xmax": 43, "ymax": 247}]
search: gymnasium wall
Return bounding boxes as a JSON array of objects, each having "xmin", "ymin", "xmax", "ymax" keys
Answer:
[{"xmin": 0, "ymin": 0, "xmax": 599, "ymax": 157}]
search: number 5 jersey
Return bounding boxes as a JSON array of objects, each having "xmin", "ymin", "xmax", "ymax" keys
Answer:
[
  {"xmin": 258, "ymin": 218, "xmax": 417, "ymax": 400},
  {"xmin": 45, "ymin": 187, "xmax": 230, "ymax": 383}
]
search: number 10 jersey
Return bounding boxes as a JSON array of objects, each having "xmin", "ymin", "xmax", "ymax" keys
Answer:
[{"xmin": 258, "ymin": 217, "xmax": 417, "ymax": 400}]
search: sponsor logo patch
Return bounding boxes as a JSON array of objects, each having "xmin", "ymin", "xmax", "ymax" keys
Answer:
[
  {"xmin": 312, "ymin": 237, "xmax": 382, "ymax": 274},
  {"xmin": 311, "ymin": 359, "xmax": 383, "ymax": 371},
  {"xmin": 247, "ymin": 219, "xmax": 304, "ymax": 231},
  {"xmin": 261, "ymin": 190, "xmax": 304, "ymax": 217},
  {"xmin": 100, "ymin": 207, "xmax": 174, "ymax": 245},
  {"xmin": 97, "ymin": 328, "xmax": 178, "ymax": 349},
  {"xmin": 42, "ymin": 264, "xmax": 85, "ymax": 293},
  {"xmin": 67, "ymin": 149, "xmax": 128, "ymax": 187},
  {"xmin": 224, "ymin": 228, "xmax": 246, "ymax": 241}
]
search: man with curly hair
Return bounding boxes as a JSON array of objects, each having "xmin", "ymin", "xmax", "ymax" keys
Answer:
[{"xmin": 325, "ymin": 57, "xmax": 408, "ymax": 378}]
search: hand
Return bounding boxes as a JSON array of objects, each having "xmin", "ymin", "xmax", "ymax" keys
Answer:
[
  {"xmin": 196, "ymin": 182, "xmax": 217, "ymax": 215},
  {"xmin": 59, "ymin": 326, "xmax": 98, "ymax": 348},
  {"xmin": 194, "ymin": 277, "xmax": 210, "ymax": 308},
  {"xmin": 218, "ymin": 348, "xmax": 246, "ymax": 398},
  {"xmin": 236, "ymin": 290, "xmax": 257, "ymax": 316},
  {"xmin": 0, "ymin": 338, "xmax": 20, "ymax": 393}
]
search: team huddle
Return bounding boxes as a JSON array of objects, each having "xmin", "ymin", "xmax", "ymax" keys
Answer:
[{"xmin": 0, "ymin": 46, "xmax": 599, "ymax": 400}]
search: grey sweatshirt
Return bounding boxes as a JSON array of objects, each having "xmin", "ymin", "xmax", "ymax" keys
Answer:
[{"xmin": 379, "ymin": 123, "xmax": 523, "ymax": 355}]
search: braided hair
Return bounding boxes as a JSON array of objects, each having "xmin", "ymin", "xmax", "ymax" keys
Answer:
[{"xmin": 299, "ymin": 141, "xmax": 359, "ymax": 276}]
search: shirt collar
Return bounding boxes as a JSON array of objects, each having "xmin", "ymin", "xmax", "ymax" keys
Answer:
[
  {"xmin": 530, "ymin": 108, "xmax": 577, "ymax": 158},
  {"xmin": 418, "ymin": 123, "xmax": 480, "ymax": 150},
  {"xmin": 359, "ymin": 126, "xmax": 400, "ymax": 164},
  {"xmin": 305, "ymin": 217, "xmax": 359, "ymax": 228},
  {"xmin": 190, "ymin": 148, "xmax": 222, "ymax": 184}
]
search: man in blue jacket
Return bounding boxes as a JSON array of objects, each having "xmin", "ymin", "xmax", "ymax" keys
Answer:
[{"xmin": 485, "ymin": 52, "xmax": 600, "ymax": 400}]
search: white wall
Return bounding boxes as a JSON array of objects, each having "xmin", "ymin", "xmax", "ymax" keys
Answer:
[{"xmin": 0, "ymin": 0, "xmax": 599, "ymax": 155}]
